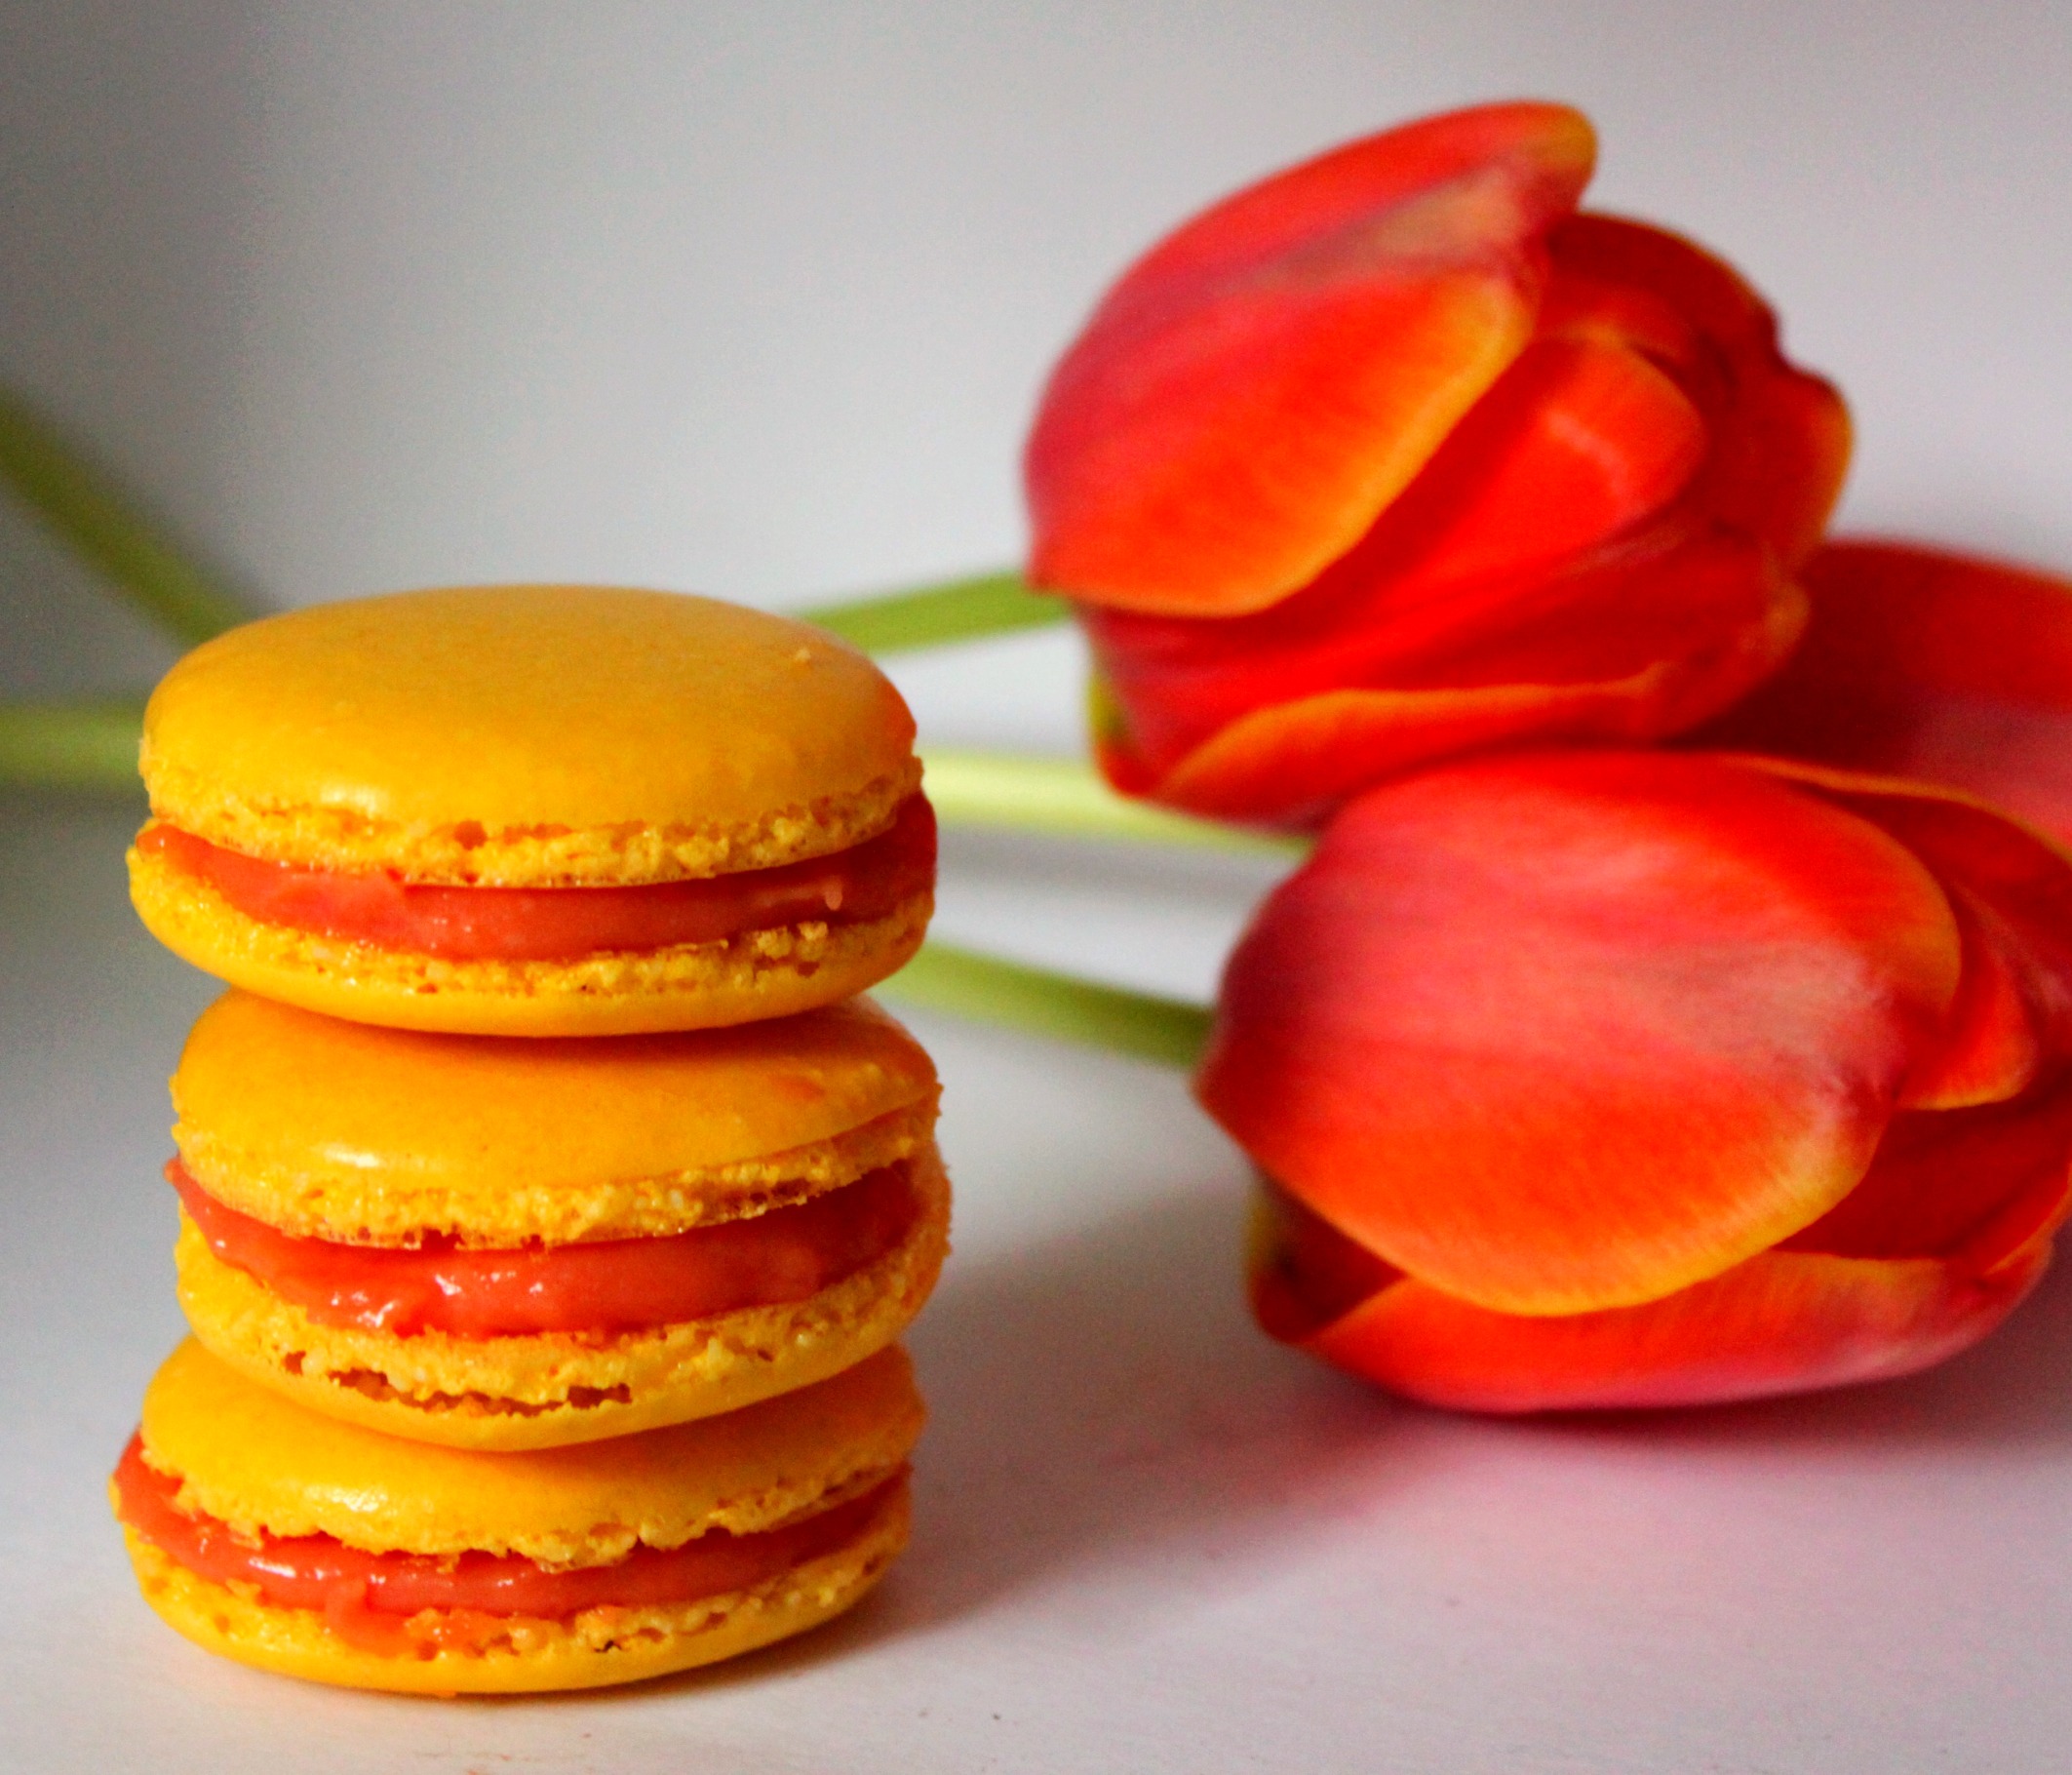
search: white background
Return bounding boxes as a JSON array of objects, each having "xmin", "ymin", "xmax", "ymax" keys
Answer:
[{"xmin": 4, "ymin": 4, "xmax": 2072, "ymax": 1769}]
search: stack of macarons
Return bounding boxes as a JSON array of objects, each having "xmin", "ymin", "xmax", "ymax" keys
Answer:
[{"xmin": 111, "ymin": 586, "xmax": 949, "ymax": 1693}]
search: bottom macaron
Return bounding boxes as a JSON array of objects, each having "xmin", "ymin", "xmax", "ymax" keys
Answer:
[{"xmin": 111, "ymin": 1339, "xmax": 922, "ymax": 1694}]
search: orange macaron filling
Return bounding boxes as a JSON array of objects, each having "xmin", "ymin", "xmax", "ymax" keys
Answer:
[
  {"xmin": 112, "ymin": 1435, "xmax": 898, "ymax": 1656},
  {"xmin": 171, "ymin": 1159, "xmax": 919, "ymax": 1338},
  {"xmin": 137, "ymin": 793, "xmax": 936, "ymax": 964}
]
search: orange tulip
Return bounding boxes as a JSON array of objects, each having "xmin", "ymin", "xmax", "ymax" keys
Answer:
[
  {"xmin": 1199, "ymin": 749, "xmax": 2072, "ymax": 1410},
  {"xmin": 1699, "ymin": 538, "xmax": 2072, "ymax": 848},
  {"xmin": 1027, "ymin": 102, "xmax": 1850, "ymax": 827}
]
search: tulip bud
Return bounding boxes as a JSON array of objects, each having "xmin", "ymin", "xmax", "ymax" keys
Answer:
[
  {"xmin": 1028, "ymin": 103, "xmax": 1849, "ymax": 828},
  {"xmin": 1198, "ymin": 750, "xmax": 2072, "ymax": 1410}
]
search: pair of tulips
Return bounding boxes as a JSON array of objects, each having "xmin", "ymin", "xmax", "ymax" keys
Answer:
[{"xmin": 1025, "ymin": 101, "xmax": 2072, "ymax": 1410}]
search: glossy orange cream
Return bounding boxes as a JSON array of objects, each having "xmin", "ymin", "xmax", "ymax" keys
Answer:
[
  {"xmin": 171, "ymin": 1160, "xmax": 919, "ymax": 1338},
  {"xmin": 136, "ymin": 794, "xmax": 935, "ymax": 963},
  {"xmin": 113, "ymin": 1435, "xmax": 896, "ymax": 1655}
]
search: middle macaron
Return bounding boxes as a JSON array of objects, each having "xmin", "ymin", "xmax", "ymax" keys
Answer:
[{"xmin": 167, "ymin": 991, "xmax": 950, "ymax": 1450}]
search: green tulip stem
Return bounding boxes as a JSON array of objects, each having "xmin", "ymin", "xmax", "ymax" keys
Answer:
[
  {"xmin": 0, "ymin": 699, "xmax": 146, "ymax": 792},
  {"xmin": 800, "ymin": 568, "xmax": 1068, "ymax": 653},
  {"xmin": 920, "ymin": 747, "xmax": 1307, "ymax": 857},
  {"xmin": 878, "ymin": 939, "xmax": 1210, "ymax": 1068},
  {"xmin": 0, "ymin": 388, "xmax": 258, "ymax": 647}
]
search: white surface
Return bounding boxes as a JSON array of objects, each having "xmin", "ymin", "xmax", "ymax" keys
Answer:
[{"xmin": 5, "ymin": 3, "xmax": 2072, "ymax": 1769}]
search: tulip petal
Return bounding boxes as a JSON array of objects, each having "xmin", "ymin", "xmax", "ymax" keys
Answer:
[
  {"xmin": 1028, "ymin": 103, "xmax": 1596, "ymax": 615},
  {"xmin": 1699, "ymin": 542, "xmax": 2072, "ymax": 845},
  {"xmin": 1780, "ymin": 1085, "xmax": 2072, "ymax": 1269},
  {"xmin": 1301, "ymin": 1241, "xmax": 2051, "ymax": 1413},
  {"xmin": 1198, "ymin": 752, "xmax": 1964, "ymax": 1314},
  {"xmin": 1248, "ymin": 1164, "xmax": 2065, "ymax": 1412},
  {"xmin": 1770, "ymin": 768, "xmax": 2065, "ymax": 1113},
  {"xmin": 1088, "ymin": 526, "xmax": 1804, "ymax": 824},
  {"xmin": 1159, "ymin": 533, "xmax": 1798, "ymax": 823},
  {"xmin": 1547, "ymin": 217, "xmax": 1851, "ymax": 569},
  {"xmin": 1743, "ymin": 760, "xmax": 2072, "ymax": 1065},
  {"xmin": 1247, "ymin": 1179, "xmax": 1405, "ymax": 1346},
  {"xmin": 1149, "ymin": 674, "xmax": 1696, "ymax": 830},
  {"xmin": 1716, "ymin": 368, "xmax": 1855, "ymax": 571},
  {"xmin": 1897, "ymin": 896, "xmax": 2044, "ymax": 1112},
  {"xmin": 1297, "ymin": 335, "xmax": 1707, "ymax": 601}
]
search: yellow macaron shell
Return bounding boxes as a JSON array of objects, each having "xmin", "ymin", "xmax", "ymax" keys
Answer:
[
  {"xmin": 139, "ymin": 585, "xmax": 919, "ymax": 886},
  {"xmin": 173, "ymin": 990, "xmax": 940, "ymax": 1243},
  {"xmin": 134, "ymin": 1338, "xmax": 922, "ymax": 1560},
  {"xmin": 119, "ymin": 1341, "xmax": 921, "ymax": 1692}
]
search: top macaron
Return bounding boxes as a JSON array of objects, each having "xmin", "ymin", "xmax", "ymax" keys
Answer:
[{"xmin": 128, "ymin": 586, "xmax": 935, "ymax": 1036}]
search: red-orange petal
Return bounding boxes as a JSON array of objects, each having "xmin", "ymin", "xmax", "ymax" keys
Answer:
[
  {"xmin": 1741, "ymin": 758, "xmax": 2072, "ymax": 1065},
  {"xmin": 1548, "ymin": 215, "xmax": 1775, "ymax": 359},
  {"xmin": 1197, "ymin": 751, "xmax": 1963, "ymax": 1314},
  {"xmin": 1248, "ymin": 1180, "xmax": 1407, "ymax": 1347},
  {"xmin": 1154, "ymin": 675, "xmax": 1694, "ymax": 829},
  {"xmin": 1897, "ymin": 895, "xmax": 2044, "ymax": 1112},
  {"xmin": 1698, "ymin": 541, "xmax": 2072, "ymax": 846},
  {"xmin": 1027, "ymin": 102, "xmax": 1596, "ymax": 615},
  {"xmin": 1546, "ymin": 216, "xmax": 1852, "ymax": 568},
  {"xmin": 1712, "ymin": 365, "xmax": 1853, "ymax": 571},
  {"xmin": 1299, "ymin": 1240, "xmax": 2051, "ymax": 1412},
  {"xmin": 1781, "ymin": 1084, "xmax": 2072, "ymax": 1269},
  {"xmin": 1298, "ymin": 335, "xmax": 1706, "ymax": 601},
  {"xmin": 1123, "ymin": 528, "xmax": 1801, "ymax": 824}
]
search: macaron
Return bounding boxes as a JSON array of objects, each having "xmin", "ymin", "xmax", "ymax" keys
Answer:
[
  {"xmin": 112, "ymin": 1339, "xmax": 922, "ymax": 1694},
  {"xmin": 168, "ymin": 990, "xmax": 950, "ymax": 1449},
  {"xmin": 128, "ymin": 585, "xmax": 934, "ymax": 1037}
]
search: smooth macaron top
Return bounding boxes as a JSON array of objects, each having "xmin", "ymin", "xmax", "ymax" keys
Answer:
[
  {"xmin": 139, "ymin": 585, "xmax": 920, "ymax": 886},
  {"xmin": 172, "ymin": 991, "xmax": 940, "ymax": 1244},
  {"xmin": 137, "ymin": 1339, "xmax": 923, "ymax": 1565}
]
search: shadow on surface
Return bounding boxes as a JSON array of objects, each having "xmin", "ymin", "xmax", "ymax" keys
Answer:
[
  {"xmin": 886, "ymin": 1184, "xmax": 1409, "ymax": 1633},
  {"xmin": 450, "ymin": 1184, "xmax": 1387, "ymax": 1703},
  {"xmin": 731, "ymin": 1173, "xmax": 2072, "ymax": 1663}
]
